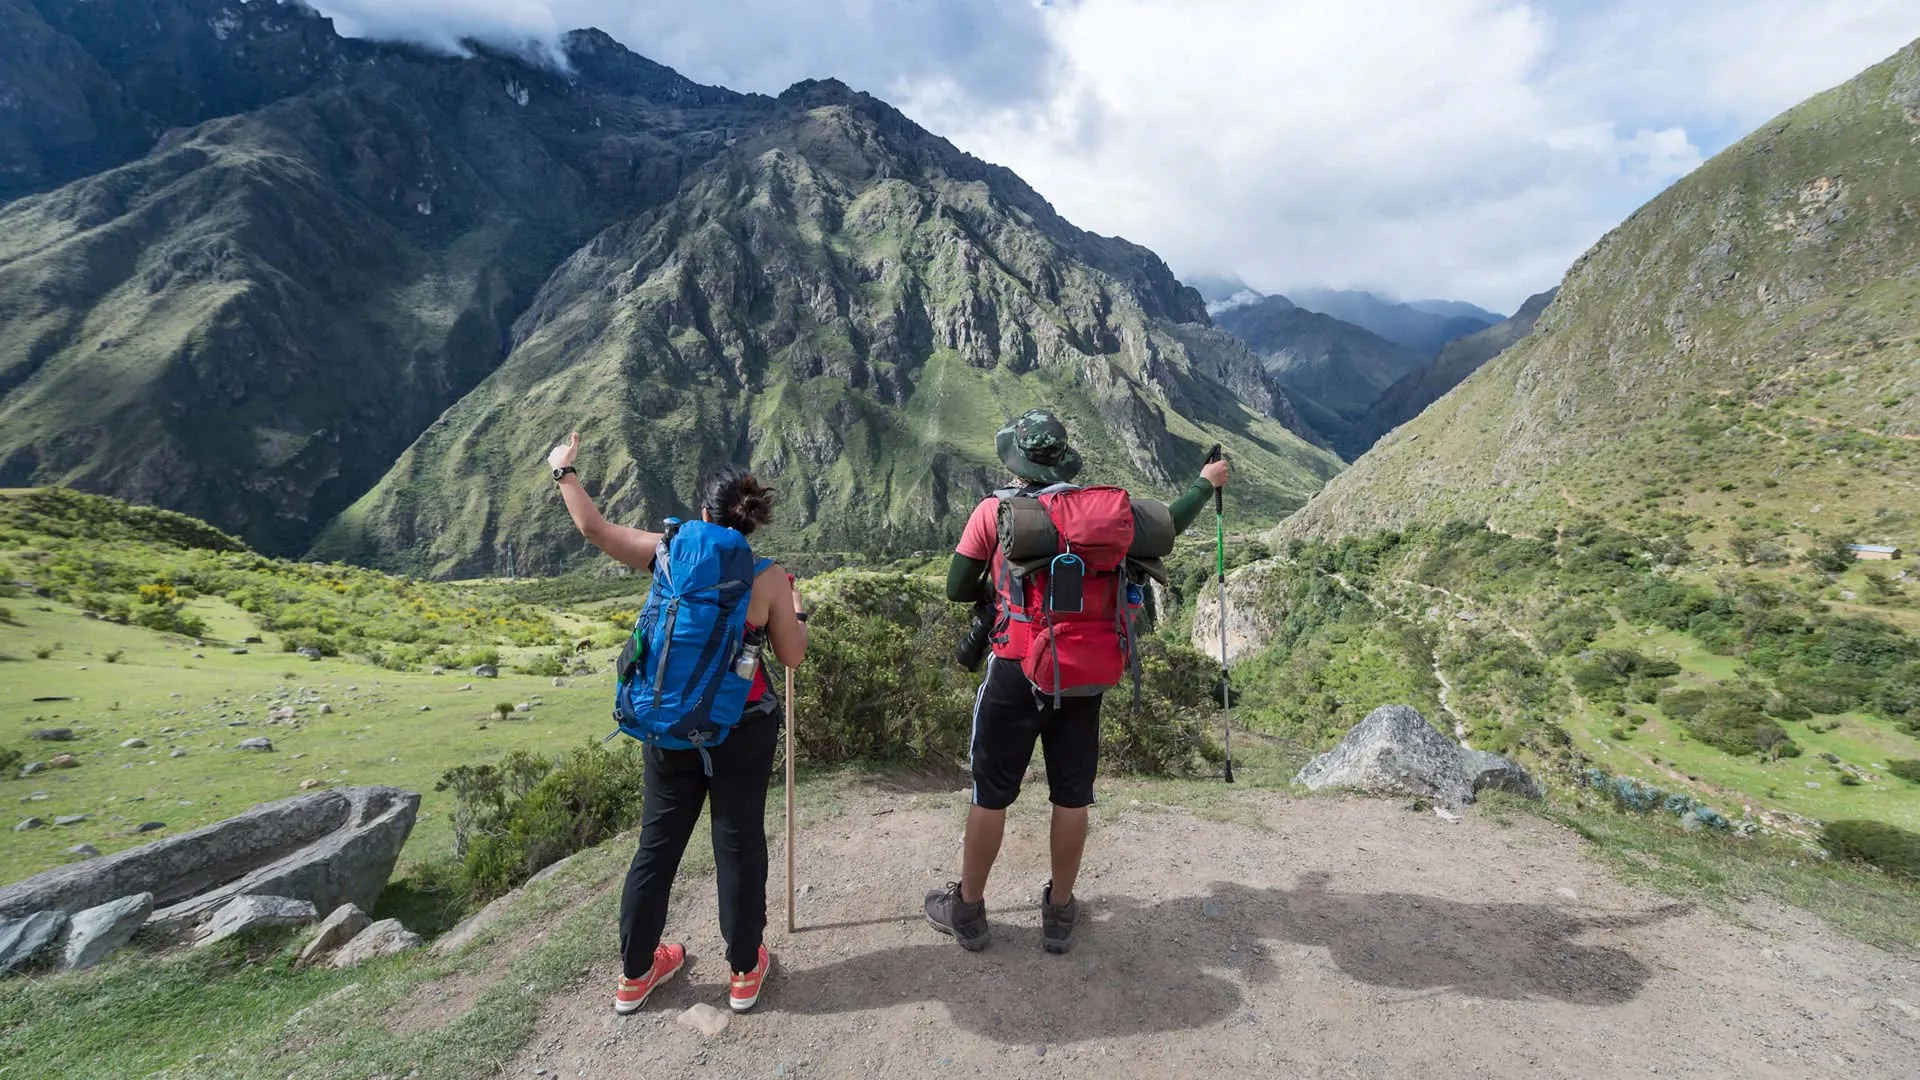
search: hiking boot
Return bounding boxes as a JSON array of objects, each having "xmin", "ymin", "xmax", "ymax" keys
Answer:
[
  {"xmin": 614, "ymin": 942, "xmax": 685, "ymax": 1014},
  {"xmin": 924, "ymin": 882, "xmax": 991, "ymax": 951},
  {"xmin": 1041, "ymin": 881, "xmax": 1080, "ymax": 954},
  {"xmin": 729, "ymin": 945, "xmax": 771, "ymax": 1013}
]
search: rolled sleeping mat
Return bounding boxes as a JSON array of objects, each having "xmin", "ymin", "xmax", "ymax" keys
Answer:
[
  {"xmin": 998, "ymin": 496, "xmax": 1060, "ymax": 563},
  {"xmin": 1127, "ymin": 498, "xmax": 1176, "ymax": 559}
]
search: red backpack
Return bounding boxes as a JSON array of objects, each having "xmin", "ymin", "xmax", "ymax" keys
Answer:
[{"xmin": 988, "ymin": 484, "xmax": 1141, "ymax": 702}]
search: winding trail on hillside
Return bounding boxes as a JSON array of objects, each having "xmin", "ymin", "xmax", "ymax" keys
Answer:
[{"xmin": 444, "ymin": 789, "xmax": 1920, "ymax": 1079}]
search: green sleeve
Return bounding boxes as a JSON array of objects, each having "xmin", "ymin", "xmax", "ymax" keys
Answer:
[
  {"xmin": 1167, "ymin": 477, "xmax": 1216, "ymax": 533},
  {"xmin": 946, "ymin": 553, "xmax": 990, "ymax": 603}
]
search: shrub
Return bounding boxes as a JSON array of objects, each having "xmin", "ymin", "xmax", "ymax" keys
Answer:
[
  {"xmin": 32, "ymin": 644, "xmax": 54, "ymax": 660},
  {"xmin": 1685, "ymin": 697, "xmax": 1798, "ymax": 758},
  {"xmin": 1808, "ymin": 535, "xmax": 1855, "ymax": 574},
  {"xmin": 279, "ymin": 629, "xmax": 341, "ymax": 657},
  {"xmin": 104, "ymin": 649, "xmax": 124, "ymax": 664},
  {"xmin": 435, "ymin": 743, "xmax": 648, "ymax": 903},
  {"xmin": 0, "ymin": 748, "xmax": 19, "ymax": 775},
  {"xmin": 1821, "ymin": 820, "xmax": 1920, "ymax": 880},
  {"xmin": 0, "ymin": 606, "xmax": 14, "ymax": 626},
  {"xmin": 1887, "ymin": 760, "xmax": 1920, "ymax": 784},
  {"xmin": 515, "ymin": 651, "xmax": 568, "ymax": 678},
  {"xmin": 494, "ymin": 702, "xmax": 515, "ymax": 721}
]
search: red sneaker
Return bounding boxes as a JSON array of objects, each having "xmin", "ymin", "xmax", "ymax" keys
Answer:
[
  {"xmin": 614, "ymin": 943, "xmax": 685, "ymax": 1015},
  {"xmin": 728, "ymin": 945, "xmax": 771, "ymax": 1013}
]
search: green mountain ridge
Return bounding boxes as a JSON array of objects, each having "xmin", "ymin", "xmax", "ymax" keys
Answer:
[
  {"xmin": 1353, "ymin": 288, "xmax": 1558, "ymax": 450},
  {"xmin": 1285, "ymin": 39, "xmax": 1920, "ymax": 552},
  {"xmin": 1, "ymin": 1, "xmax": 1337, "ymax": 569},
  {"xmin": 312, "ymin": 82, "xmax": 1341, "ymax": 576}
]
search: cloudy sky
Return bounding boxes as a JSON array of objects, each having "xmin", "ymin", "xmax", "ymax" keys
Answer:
[{"xmin": 308, "ymin": 0, "xmax": 1920, "ymax": 313}]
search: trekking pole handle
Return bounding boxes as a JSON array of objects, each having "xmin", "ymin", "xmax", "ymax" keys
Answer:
[{"xmin": 1205, "ymin": 443, "xmax": 1224, "ymax": 514}]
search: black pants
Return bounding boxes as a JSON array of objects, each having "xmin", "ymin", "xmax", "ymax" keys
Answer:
[
  {"xmin": 619, "ymin": 697, "xmax": 780, "ymax": 978},
  {"xmin": 969, "ymin": 656, "xmax": 1102, "ymax": 811}
]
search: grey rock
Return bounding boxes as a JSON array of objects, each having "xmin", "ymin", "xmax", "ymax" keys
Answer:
[
  {"xmin": 513, "ymin": 703, "xmax": 531, "ymax": 713},
  {"xmin": 134, "ymin": 822, "xmax": 166, "ymax": 833},
  {"xmin": 68, "ymin": 844, "xmax": 100, "ymax": 859},
  {"xmin": 471, "ymin": 664, "xmax": 498, "ymax": 678},
  {"xmin": 53, "ymin": 815, "xmax": 88, "ymax": 827},
  {"xmin": 237, "ymin": 738, "xmax": 273, "ymax": 751},
  {"xmin": 317, "ymin": 704, "xmax": 333, "ymax": 715},
  {"xmin": 267, "ymin": 707, "xmax": 296, "ymax": 722},
  {"xmin": 195, "ymin": 895, "xmax": 318, "ymax": 946},
  {"xmin": 230, "ymin": 648, "xmax": 249, "ymax": 655},
  {"xmin": 296, "ymin": 903, "xmax": 371, "ymax": 967},
  {"xmin": 677, "ymin": 1002, "xmax": 731, "ymax": 1037},
  {"xmin": 0, "ymin": 787, "xmax": 420, "ymax": 935},
  {"xmin": 0, "ymin": 911, "xmax": 68, "ymax": 974},
  {"xmin": 20, "ymin": 762, "xmax": 44, "ymax": 776},
  {"xmin": 48, "ymin": 754, "xmax": 76, "ymax": 769},
  {"xmin": 296, "ymin": 647, "xmax": 323, "ymax": 661},
  {"xmin": 31, "ymin": 729, "xmax": 74, "ymax": 742},
  {"xmin": 60, "ymin": 893, "xmax": 153, "ymax": 972},
  {"xmin": 243, "ymin": 636, "xmax": 263, "ymax": 645},
  {"xmin": 170, "ymin": 749, "xmax": 186, "ymax": 758},
  {"xmin": 1294, "ymin": 705, "xmax": 1541, "ymax": 807},
  {"xmin": 1201, "ymin": 897, "xmax": 1223, "ymax": 919},
  {"xmin": 327, "ymin": 918, "xmax": 421, "ymax": 968},
  {"xmin": 15, "ymin": 818, "xmax": 44, "ymax": 832},
  {"xmin": 551, "ymin": 677, "xmax": 568, "ymax": 688},
  {"xmin": 121, "ymin": 738, "xmax": 148, "ymax": 749}
]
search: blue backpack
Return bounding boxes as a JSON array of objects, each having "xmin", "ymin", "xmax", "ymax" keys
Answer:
[{"xmin": 609, "ymin": 518, "xmax": 771, "ymax": 770}]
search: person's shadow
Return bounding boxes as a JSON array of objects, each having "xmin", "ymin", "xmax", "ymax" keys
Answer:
[{"xmin": 768, "ymin": 873, "xmax": 1687, "ymax": 1045}]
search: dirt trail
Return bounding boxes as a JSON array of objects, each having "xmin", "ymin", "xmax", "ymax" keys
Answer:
[{"xmin": 501, "ymin": 790, "xmax": 1918, "ymax": 1080}]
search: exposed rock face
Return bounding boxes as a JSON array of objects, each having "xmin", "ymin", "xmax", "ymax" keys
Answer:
[
  {"xmin": 59, "ymin": 892, "xmax": 153, "ymax": 972},
  {"xmin": 0, "ymin": 787, "xmax": 419, "ymax": 935},
  {"xmin": 1189, "ymin": 558, "xmax": 1291, "ymax": 664},
  {"xmin": 1294, "ymin": 705, "xmax": 1541, "ymax": 807}
]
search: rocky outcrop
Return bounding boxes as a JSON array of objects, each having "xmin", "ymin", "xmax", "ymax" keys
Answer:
[
  {"xmin": 0, "ymin": 912, "xmax": 68, "ymax": 974},
  {"xmin": 1189, "ymin": 559, "xmax": 1291, "ymax": 664},
  {"xmin": 59, "ymin": 893, "xmax": 153, "ymax": 972},
  {"xmin": 0, "ymin": 787, "xmax": 419, "ymax": 939},
  {"xmin": 1295, "ymin": 705, "xmax": 1542, "ymax": 807}
]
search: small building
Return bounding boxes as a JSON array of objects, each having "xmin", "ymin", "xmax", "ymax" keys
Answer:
[{"xmin": 1848, "ymin": 543, "xmax": 1902, "ymax": 561}]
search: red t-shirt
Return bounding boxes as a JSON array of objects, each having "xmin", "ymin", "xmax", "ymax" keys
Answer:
[
  {"xmin": 956, "ymin": 497, "xmax": 999, "ymax": 561},
  {"xmin": 747, "ymin": 621, "xmax": 769, "ymax": 702}
]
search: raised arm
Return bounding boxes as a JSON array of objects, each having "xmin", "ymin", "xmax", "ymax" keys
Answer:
[
  {"xmin": 547, "ymin": 432, "xmax": 662, "ymax": 571},
  {"xmin": 1168, "ymin": 454, "xmax": 1231, "ymax": 532}
]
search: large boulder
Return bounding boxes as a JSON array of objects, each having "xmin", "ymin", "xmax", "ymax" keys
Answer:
[
  {"xmin": 0, "ymin": 787, "xmax": 419, "ymax": 938},
  {"xmin": 59, "ymin": 893, "xmax": 153, "ymax": 972},
  {"xmin": 328, "ymin": 918, "xmax": 422, "ymax": 968},
  {"xmin": 0, "ymin": 912, "xmax": 68, "ymax": 974},
  {"xmin": 1294, "ymin": 705, "xmax": 1542, "ymax": 807}
]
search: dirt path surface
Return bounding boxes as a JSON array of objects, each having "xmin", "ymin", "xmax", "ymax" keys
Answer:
[{"xmin": 503, "ymin": 791, "xmax": 1919, "ymax": 1079}]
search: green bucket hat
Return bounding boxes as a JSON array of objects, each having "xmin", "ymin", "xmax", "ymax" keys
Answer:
[{"xmin": 995, "ymin": 408, "xmax": 1083, "ymax": 485}]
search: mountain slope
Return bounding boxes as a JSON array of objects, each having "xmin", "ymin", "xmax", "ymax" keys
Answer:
[
  {"xmin": 311, "ymin": 83, "xmax": 1341, "ymax": 577},
  {"xmin": 1285, "ymin": 39, "xmax": 1920, "ymax": 549},
  {"xmin": 1406, "ymin": 298, "xmax": 1505, "ymax": 324},
  {"xmin": 1214, "ymin": 296, "xmax": 1428, "ymax": 457},
  {"xmin": 1355, "ymin": 288, "xmax": 1557, "ymax": 448},
  {"xmin": 0, "ymin": 24, "xmax": 771, "ymax": 555},
  {"xmin": 1290, "ymin": 287, "xmax": 1499, "ymax": 357}
]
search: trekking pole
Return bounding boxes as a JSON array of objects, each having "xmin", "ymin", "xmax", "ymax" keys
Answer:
[
  {"xmin": 785, "ymin": 575, "xmax": 798, "ymax": 934},
  {"xmin": 1207, "ymin": 444, "xmax": 1234, "ymax": 784}
]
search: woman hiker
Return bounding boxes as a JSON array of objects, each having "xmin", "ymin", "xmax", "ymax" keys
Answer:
[{"xmin": 548, "ymin": 433, "xmax": 808, "ymax": 1015}]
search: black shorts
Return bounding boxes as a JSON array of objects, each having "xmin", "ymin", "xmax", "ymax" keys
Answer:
[{"xmin": 969, "ymin": 656, "xmax": 1101, "ymax": 811}]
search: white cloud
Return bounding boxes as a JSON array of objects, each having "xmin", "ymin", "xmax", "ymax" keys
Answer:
[{"xmin": 305, "ymin": 0, "xmax": 1920, "ymax": 312}]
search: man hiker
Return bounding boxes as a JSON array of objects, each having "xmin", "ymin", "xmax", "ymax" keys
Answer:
[{"xmin": 925, "ymin": 409, "xmax": 1230, "ymax": 953}]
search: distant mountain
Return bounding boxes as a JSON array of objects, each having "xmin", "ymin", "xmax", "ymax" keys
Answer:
[
  {"xmin": 1405, "ymin": 298, "xmax": 1505, "ymax": 324},
  {"xmin": 1284, "ymin": 39, "xmax": 1920, "ymax": 552},
  {"xmin": 1289, "ymin": 288, "xmax": 1500, "ymax": 357},
  {"xmin": 1214, "ymin": 296, "xmax": 1428, "ymax": 458},
  {"xmin": 0, "ymin": 0, "xmax": 1342, "ymax": 571},
  {"xmin": 1354, "ymin": 288, "xmax": 1557, "ymax": 449}
]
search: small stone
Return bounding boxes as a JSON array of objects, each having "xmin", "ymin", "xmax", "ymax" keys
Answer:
[
  {"xmin": 418, "ymin": 706, "xmax": 430, "ymax": 712},
  {"xmin": 551, "ymin": 677, "xmax": 568, "ymax": 688},
  {"xmin": 243, "ymin": 636, "xmax": 263, "ymax": 644},
  {"xmin": 430, "ymin": 666, "xmax": 447, "ymax": 676},
  {"xmin": 20, "ymin": 762, "xmax": 45, "ymax": 776},
  {"xmin": 1556, "ymin": 887, "xmax": 1579, "ymax": 902},
  {"xmin": 514, "ymin": 703, "xmax": 531, "ymax": 713},
  {"xmin": 457, "ymin": 684, "xmax": 472, "ymax": 691},
  {"xmin": 300, "ymin": 779, "xmax": 320, "ymax": 790},
  {"xmin": 135, "ymin": 821, "xmax": 166, "ymax": 833},
  {"xmin": 30, "ymin": 728, "xmax": 74, "ymax": 741},
  {"xmin": 15, "ymin": 818, "xmax": 44, "ymax": 832},
  {"xmin": 68, "ymin": 844, "xmax": 99, "ymax": 858},
  {"xmin": 297, "ymin": 903, "xmax": 372, "ymax": 967},
  {"xmin": 53, "ymin": 814, "xmax": 87, "ymax": 826},
  {"xmin": 230, "ymin": 648, "xmax": 249, "ymax": 655},
  {"xmin": 1201, "ymin": 898, "xmax": 1223, "ymax": 919},
  {"xmin": 317, "ymin": 704, "xmax": 333, "ymax": 715},
  {"xmin": 121, "ymin": 738, "xmax": 148, "ymax": 749},
  {"xmin": 49, "ymin": 754, "xmax": 77, "ymax": 768},
  {"xmin": 268, "ymin": 706, "xmax": 296, "ymax": 722},
  {"xmin": 472, "ymin": 664, "xmax": 498, "ymax": 678},
  {"xmin": 237, "ymin": 737, "xmax": 273, "ymax": 751},
  {"xmin": 297, "ymin": 647, "xmax": 323, "ymax": 661},
  {"xmin": 677, "ymin": 1002, "xmax": 731, "ymax": 1037},
  {"xmin": 170, "ymin": 748, "xmax": 186, "ymax": 758}
]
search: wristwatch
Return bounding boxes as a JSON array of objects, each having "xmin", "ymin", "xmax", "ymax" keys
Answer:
[{"xmin": 551, "ymin": 466, "xmax": 577, "ymax": 483}]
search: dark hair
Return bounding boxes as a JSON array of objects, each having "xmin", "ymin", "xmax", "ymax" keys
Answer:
[{"xmin": 698, "ymin": 466, "xmax": 776, "ymax": 535}]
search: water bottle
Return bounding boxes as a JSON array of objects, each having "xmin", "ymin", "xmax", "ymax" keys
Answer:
[{"xmin": 733, "ymin": 626, "xmax": 767, "ymax": 681}]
